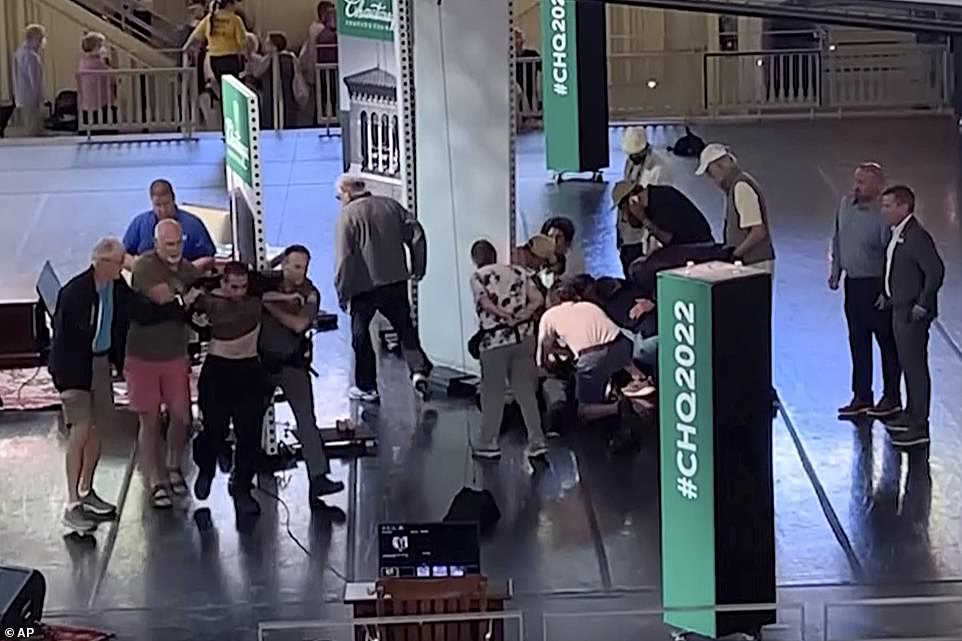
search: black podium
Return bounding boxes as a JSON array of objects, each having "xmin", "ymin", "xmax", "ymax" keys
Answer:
[{"xmin": 656, "ymin": 262, "xmax": 775, "ymax": 638}]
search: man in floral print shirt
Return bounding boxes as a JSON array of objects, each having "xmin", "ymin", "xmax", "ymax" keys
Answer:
[{"xmin": 469, "ymin": 240, "xmax": 547, "ymax": 462}]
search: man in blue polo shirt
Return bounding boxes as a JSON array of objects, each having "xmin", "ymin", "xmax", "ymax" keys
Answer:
[{"xmin": 123, "ymin": 179, "xmax": 216, "ymax": 272}]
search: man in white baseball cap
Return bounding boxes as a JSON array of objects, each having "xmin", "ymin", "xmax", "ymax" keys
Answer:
[{"xmin": 695, "ymin": 142, "xmax": 775, "ymax": 273}]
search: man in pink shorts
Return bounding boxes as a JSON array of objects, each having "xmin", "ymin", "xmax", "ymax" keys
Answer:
[{"xmin": 126, "ymin": 218, "xmax": 203, "ymax": 508}]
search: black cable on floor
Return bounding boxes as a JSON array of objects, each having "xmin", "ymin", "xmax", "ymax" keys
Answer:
[
  {"xmin": 253, "ymin": 485, "xmax": 349, "ymax": 583},
  {"xmin": 14, "ymin": 365, "xmax": 43, "ymax": 407}
]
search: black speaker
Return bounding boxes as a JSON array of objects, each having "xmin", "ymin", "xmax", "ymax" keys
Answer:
[{"xmin": 0, "ymin": 566, "xmax": 46, "ymax": 631}]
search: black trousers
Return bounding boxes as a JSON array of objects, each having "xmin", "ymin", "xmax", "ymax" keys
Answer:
[
  {"xmin": 892, "ymin": 309, "xmax": 931, "ymax": 430},
  {"xmin": 194, "ymin": 356, "xmax": 268, "ymax": 493},
  {"xmin": 209, "ymin": 55, "xmax": 244, "ymax": 97},
  {"xmin": 350, "ymin": 282, "xmax": 432, "ymax": 392},
  {"xmin": 844, "ymin": 277, "xmax": 901, "ymax": 401}
]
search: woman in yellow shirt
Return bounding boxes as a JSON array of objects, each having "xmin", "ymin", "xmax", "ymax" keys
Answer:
[{"xmin": 189, "ymin": 0, "xmax": 247, "ymax": 97}]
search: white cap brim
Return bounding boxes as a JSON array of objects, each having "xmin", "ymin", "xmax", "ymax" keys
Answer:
[{"xmin": 695, "ymin": 144, "xmax": 730, "ymax": 176}]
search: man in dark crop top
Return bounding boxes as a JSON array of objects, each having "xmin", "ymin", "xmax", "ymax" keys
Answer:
[{"xmin": 190, "ymin": 261, "xmax": 303, "ymax": 518}]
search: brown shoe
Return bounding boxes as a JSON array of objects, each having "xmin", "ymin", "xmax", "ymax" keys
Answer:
[
  {"xmin": 866, "ymin": 396, "xmax": 902, "ymax": 418},
  {"xmin": 838, "ymin": 397, "xmax": 873, "ymax": 418}
]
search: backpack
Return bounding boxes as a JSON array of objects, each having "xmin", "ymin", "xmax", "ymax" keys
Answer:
[
  {"xmin": 46, "ymin": 91, "xmax": 78, "ymax": 132},
  {"xmin": 668, "ymin": 126, "xmax": 706, "ymax": 158}
]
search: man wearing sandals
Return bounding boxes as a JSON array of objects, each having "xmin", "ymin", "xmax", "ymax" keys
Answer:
[
  {"xmin": 190, "ymin": 262, "xmax": 306, "ymax": 516},
  {"xmin": 126, "ymin": 219, "xmax": 202, "ymax": 509}
]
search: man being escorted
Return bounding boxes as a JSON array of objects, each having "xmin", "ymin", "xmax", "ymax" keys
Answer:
[
  {"xmin": 50, "ymin": 237, "xmax": 184, "ymax": 532},
  {"xmin": 191, "ymin": 262, "xmax": 305, "ymax": 516},
  {"xmin": 123, "ymin": 179, "xmax": 216, "ymax": 272},
  {"xmin": 126, "ymin": 219, "xmax": 201, "ymax": 509},
  {"xmin": 829, "ymin": 163, "xmax": 901, "ymax": 420},
  {"xmin": 880, "ymin": 186, "xmax": 944, "ymax": 448},
  {"xmin": 334, "ymin": 176, "xmax": 433, "ymax": 403},
  {"xmin": 260, "ymin": 245, "xmax": 344, "ymax": 505}
]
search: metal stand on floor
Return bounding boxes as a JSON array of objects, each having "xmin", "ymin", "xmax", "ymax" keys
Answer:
[{"xmin": 552, "ymin": 170, "xmax": 604, "ymax": 184}]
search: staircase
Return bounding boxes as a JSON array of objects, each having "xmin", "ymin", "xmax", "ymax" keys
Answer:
[{"xmin": 68, "ymin": 0, "xmax": 185, "ymax": 49}]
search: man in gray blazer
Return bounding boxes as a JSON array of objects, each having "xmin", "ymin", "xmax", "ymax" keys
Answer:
[{"xmin": 879, "ymin": 185, "xmax": 945, "ymax": 447}]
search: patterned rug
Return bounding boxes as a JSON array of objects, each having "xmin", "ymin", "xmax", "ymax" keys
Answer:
[
  {"xmin": 40, "ymin": 624, "xmax": 113, "ymax": 641},
  {"xmin": 0, "ymin": 366, "xmax": 201, "ymax": 412}
]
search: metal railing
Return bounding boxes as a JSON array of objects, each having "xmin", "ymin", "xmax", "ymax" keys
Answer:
[
  {"xmin": 314, "ymin": 62, "xmax": 340, "ymax": 130},
  {"xmin": 604, "ymin": 44, "xmax": 952, "ymax": 121},
  {"xmin": 517, "ymin": 56, "xmax": 543, "ymax": 120},
  {"xmin": 76, "ymin": 67, "xmax": 196, "ymax": 138}
]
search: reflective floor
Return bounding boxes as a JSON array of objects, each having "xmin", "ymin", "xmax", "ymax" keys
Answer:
[{"xmin": 0, "ymin": 119, "xmax": 959, "ymax": 640}]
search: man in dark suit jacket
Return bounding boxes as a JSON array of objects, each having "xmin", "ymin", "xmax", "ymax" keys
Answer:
[
  {"xmin": 879, "ymin": 186, "xmax": 945, "ymax": 448},
  {"xmin": 49, "ymin": 237, "xmax": 184, "ymax": 535}
]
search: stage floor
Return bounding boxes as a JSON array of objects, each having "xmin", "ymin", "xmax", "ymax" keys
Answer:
[{"xmin": 0, "ymin": 120, "xmax": 960, "ymax": 640}]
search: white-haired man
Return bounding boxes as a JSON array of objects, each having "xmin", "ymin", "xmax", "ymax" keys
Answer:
[
  {"xmin": 334, "ymin": 176, "xmax": 432, "ymax": 402},
  {"xmin": 49, "ymin": 237, "xmax": 185, "ymax": 534},
  {"xmin": 696, "ymin": 143, "xmax": 775, "ymax": 272},
  {"xmin": 126, "ymin": 219, "xmax": 203, "ymax": 509},
  {"xmin": 13, "ymin": 24, "xmax": 46, "ymax": 136}
]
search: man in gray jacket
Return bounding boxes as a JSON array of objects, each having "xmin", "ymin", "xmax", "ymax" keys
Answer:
[{"xmin": 334, "ymin": 176, "xmax": 432, "ymax": 403}]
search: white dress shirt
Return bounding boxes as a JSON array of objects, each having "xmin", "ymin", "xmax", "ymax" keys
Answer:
[{"xmin": 884, "ymin": 214, "xmax": 913, "ymax": 298}]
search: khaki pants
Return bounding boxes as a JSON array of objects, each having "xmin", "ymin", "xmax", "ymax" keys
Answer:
[
  {"xmin": 61, "ymin": 356, "xmax": 116, "ymax": 428},
  {"xmin": 478, "ymin": 337, "xmax": 545, "ymax": 451}
]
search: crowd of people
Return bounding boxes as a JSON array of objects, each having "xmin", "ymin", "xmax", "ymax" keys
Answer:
[
  {"xmin": 48, "ymin": 179, "xmax": 345, "ymax": 534},
  {"xmin": 1, "ymin": 1, "xmax": 339, "ymax": 137},
  {"xmin": 39, "ymin": 120, "xmax": 945, "ymax": 536}
]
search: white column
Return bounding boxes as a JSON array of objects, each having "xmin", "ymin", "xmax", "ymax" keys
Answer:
[
  {"xmin": 410, "ymin": 0, "xmax": 513, "ymax": 375},
  {"xmin": 737, "ymin": 17, "xmax": 764, "ymax": 105}
]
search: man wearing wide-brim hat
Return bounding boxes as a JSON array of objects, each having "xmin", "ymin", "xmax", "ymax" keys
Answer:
[
  {"xmin": 619, "ymin": 127, "xmax": 674, "ymax": 266},
  {"xmin": 610, "ymin": 179, "xmax": 714, "ymax": 275}
]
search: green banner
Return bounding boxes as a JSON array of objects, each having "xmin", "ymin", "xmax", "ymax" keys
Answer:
[
  {"xmin": 338, "ymin": 0, "xmax": 393, "ymax": 42},
  {"xmin": 222, "ymin": 76, "xmax": 256, "ymax": 188},
  {"xmin": 657, "ymin": 272, "xmax": 717, "ymax": 637},
  {"xmin": 541, "ymin": 0, "xmax": 580, "ymax": 171}
]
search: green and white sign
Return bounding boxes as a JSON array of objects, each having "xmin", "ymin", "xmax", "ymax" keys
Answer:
[
  {"xmin": 540, "ymin": 0, "xmax": 580, "ymax": 171},
  {"xmin": 657, "ymin": 271, "xmax": 717, "ymax": 637},
  {"xmin": 222, "ymin": 76, "xmax": 257, "ymax": 188},
  {"xmin": 338, "ymin": 0, "xmax": 393, "ymax": 42}
]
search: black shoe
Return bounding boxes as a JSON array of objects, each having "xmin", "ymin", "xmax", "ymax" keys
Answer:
[
  {"xmin": 838, "ymin": 397, "xmax": 873, "ymax": 418},
  {"xmin": 866, "ymin": 396, "xmax": 902, "ymax": 419},
  {"xmin": 217, "ymin": 446, "xmax": 233, "ymax": 474},
  {"xmin": 233, "ymin": 491, "xmax": 261, "ymax": 516},
  {"xmin": 194, "ymin": 474, "xmax": 213, "ymax": 500},
  {"xmin": 890, "ymin": 429, "xmax": 930, "ymax": 448},
  {"xmin": 310, "ymin": 475, "xmax": 345, "ymax": 500}
]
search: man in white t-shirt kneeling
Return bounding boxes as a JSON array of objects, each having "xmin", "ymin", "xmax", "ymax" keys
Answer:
[{"xmin": 537, "ymin": 281, "xmax": 652, "ymax": 424}]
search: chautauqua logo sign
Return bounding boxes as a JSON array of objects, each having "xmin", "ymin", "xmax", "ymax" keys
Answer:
[{"xmin": 340, "ymin": 0, "xmax": 394, "ymax": 41}]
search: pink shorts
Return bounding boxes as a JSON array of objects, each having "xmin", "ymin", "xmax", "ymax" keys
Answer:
[{"xmin": 124, "ymin": 356, "xmax": 191, "ymax": 419}]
